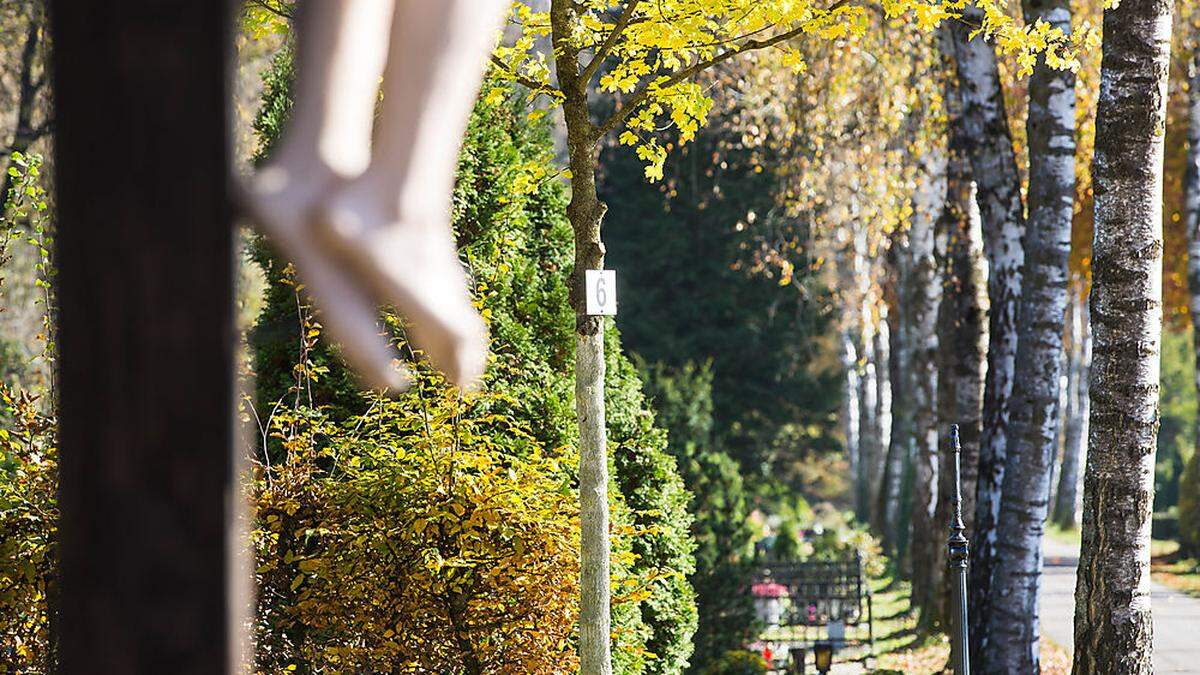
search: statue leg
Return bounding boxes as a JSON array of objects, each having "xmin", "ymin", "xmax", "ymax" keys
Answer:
[
  {"xmin": 246, "ymin": 0, "xmax": 408, "ymax": 391},
  {"xmin": 316, "ymin": 0, "xmax": 509, "ymax": 388}
]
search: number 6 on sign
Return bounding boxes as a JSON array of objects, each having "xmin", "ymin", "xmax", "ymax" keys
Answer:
[{"xmin": 585, "ymin": 269, "xmax": 617, "ymax": 316}]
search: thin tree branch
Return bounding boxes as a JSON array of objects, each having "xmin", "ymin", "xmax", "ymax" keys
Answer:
[
  {"xmin": 578, "ymin": 0, "xmax": 643, "ymax": 87},
  {"xmin": 593, "ymin": 0, "xmax": 852, "ymax": 142},
  {"xmin": 488, "ymin": 55, "xmax": 547, "ymax": 93}
]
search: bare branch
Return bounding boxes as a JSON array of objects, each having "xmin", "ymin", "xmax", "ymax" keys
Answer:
[{"xmin": 578, "ymin": 0, "xmax": 643, "ymax": 87}]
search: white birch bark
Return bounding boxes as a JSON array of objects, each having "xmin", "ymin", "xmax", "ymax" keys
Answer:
[
  {"xmin": 934, "ymin": 37, "xmax": 990, "ymax": 624},
  {"xmin": 984, "ymin": 0, "xmax": 1076, "ymax": 665},
  {"xmin": 1072, "ymin": 0, "xmax": 1172, "ymax": 670},
  {"xmin": 948, "ymin": 12, "xmax": 1027, "ymax": 660},
  {"xmin": 843, "ymin": 327, "xmax": 862, "ymax": 503},
  {"xmin": 908, "ymin": 150, "xmax": 945, "ymax": 616},
  {"xmin": 856, "ymin": 231, "xmax": 881, "ymax": 522},
  {"xmin": 882, "ymin": 235, "xmax": 910, "ymax": 552},
  {"xmin": 872, "ymin": 307, "xmax": 893, "ymax": 530},
  {"xmin": 1054, "ymin": 287, "xmax": 1089, "ymax": 529}
]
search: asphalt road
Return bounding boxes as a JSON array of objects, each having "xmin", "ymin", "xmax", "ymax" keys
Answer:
[{"xmin": 1039, "ymin": 536, "xmax": 1200, "ymax": 673}]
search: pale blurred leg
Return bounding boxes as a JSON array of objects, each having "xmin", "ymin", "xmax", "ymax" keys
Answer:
[{"xmin": 317, "ymin": 0, "xmax": 509, "ymax": 387}]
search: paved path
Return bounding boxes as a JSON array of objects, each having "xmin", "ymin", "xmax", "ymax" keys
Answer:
[{"xmin": 1039, "ymin": 537, "xmax": 1200, "ymax": 673}]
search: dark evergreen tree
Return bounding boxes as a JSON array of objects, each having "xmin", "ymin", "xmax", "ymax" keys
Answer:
[
  {"xmin": 639, "ymin": 360, "xmax": 758, "ymax": 669},
  {"xmin": 599, "ymin": 83, "xmax": 838, "ymax": 486}
]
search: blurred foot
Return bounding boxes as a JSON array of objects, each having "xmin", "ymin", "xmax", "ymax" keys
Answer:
[
  {"xmin": 243, "ymin": 165, "xmax": 410, "ymax": 393},
  {"xmin": 316, "ymin": 182, "xmax": 487, "ymax": 388}
]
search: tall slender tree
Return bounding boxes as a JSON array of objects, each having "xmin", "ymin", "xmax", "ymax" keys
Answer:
[
  {"xmin": 934, "ymin": 25, "xmax": 989, "ymax": 625},
  {"xmin": 1185, "ymin": 44, "xmax": 1200, "ymax": 541},
  {"xmin": 882, "ymin": 229, "xmax": 912, "ymax": 553},
  {"xmin": 871, "ymin": 304, "xmax": 894, "ymax": 531},
  {"xmin": 908, "ymin": 149, "xmax": 946, "ymax": 618},
  {"xmin": 1072, "ymin": 0, "xmax": 1172, "ymax": 669},
  {"xmin": 948, "ymin": 10, "xmax": 1027, "ymax": 661},
  {"xmin": 983, "ymin": 0, "xmax": 1077, "ymax": 665},
  {"xmin": 1054, "ymin": 284, "xmax": 1089, "ymax": 529}
]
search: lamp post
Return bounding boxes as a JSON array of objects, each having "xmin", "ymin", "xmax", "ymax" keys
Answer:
[{"xmin": 947, "ymin": 424, "xmax": 971, "ymax": 675}]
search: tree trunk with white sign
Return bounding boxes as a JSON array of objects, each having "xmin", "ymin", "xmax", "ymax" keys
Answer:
[{"xmin": 549, "ymin": 3, "xmax": 612, "ymax": 670}]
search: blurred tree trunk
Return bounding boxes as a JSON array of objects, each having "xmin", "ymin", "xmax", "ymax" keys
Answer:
[
  {"xmin": 908, "ymin": 149, "xmax": 945, "ymax": 619},
  {"xmin": 870, "ymin": 305, "xmax": 893, "ymax": 531},
  {"xmin": 881, "ymin": 232, "xmax": 910, "ymax": 553},
  {"xmin": 1072, "ymin": 0, "xmax": 1172, "ymax": 670},
  {"xmin": 1185, "ymin": 46, "xmax": 1200, "ymax": 543},
  {"xmin": 948, "ymin": 10, "xmax": 1026, "ymax": 662},
  {"xmin": 1054, "ymin": 286, "xmax": 1089, "ymax": 529},
  {"xmin": 856, "ymin": 233, "xmax": 881, "ymax": 522},
  {"xmin": 842, "ymin": 324, "xmax": 862, "ymax": 506},
  {"xmin": 934, "ymin": 30, "xmax": 989, "ymax": 626},
  {"xmin": 984, "ymin": 0, "xmax": 1076, "ymax": 665}
]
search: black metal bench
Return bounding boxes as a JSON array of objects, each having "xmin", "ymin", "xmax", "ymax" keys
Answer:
[{"xmin": 752, "ymin": 554, "xmax": 875, "ymax": 671}]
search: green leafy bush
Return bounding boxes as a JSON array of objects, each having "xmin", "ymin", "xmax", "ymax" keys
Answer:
[{"xmin": 698, "ymin": 650, "xmax": 769, "ymax": 675}]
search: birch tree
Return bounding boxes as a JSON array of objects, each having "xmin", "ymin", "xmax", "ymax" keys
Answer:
[
  {"xmin": 1185, "ymin": 43, "xmax": 1200, "ymax": 544},
  {"xmin": 1072, "ymin": 0, "xmax": 1172, "ymax": 669},
  {"xmin": 983, "ymin": 0, "xmax": 1077, "ymax": 664},
  {"xmin": 908, "ymin": 149, "xmax": 946, "ymax": 617},
  {"xmin": 872, "ymin": 305, "xmax": 894, "ymax": 530},
  {"xmin": 1053, "ymin": 285, "xmax": 1089, "ymax": 529},
  {"xmin": 856, "ymin": 235, "xmax": 882, "ymax": 521},
  {"xmin": 947, "ymin": 11, "xmax": 1027, "ymax": 660},
  {"xmin": 934, "ymin": 28, "xmax": 989, "ymax": 623},
  {"xmin": 882, "ymin": 231, "xmax": 912, "ymax": 552}
]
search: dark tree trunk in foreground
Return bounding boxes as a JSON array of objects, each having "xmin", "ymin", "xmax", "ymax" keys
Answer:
[
  {"xmin": 52, "ymin": 1, "xmax": 236, "ymax": 671},
  {"xmin": 1054, "ymin": 286, "xmax": 1089, "ymax": 529},
  {"xmin": 1073, "ymin": 0, "xmax": 1172, "ymax": 671},
  {"xmin": 984, "ymin": 0, "xmax": 1076, "ymax": 666},
  {"xmin": 934, "ymin": 31, "xmax": 988, "ymax": 625},
  {"xmin": 948, "ymin": 11, "xmax": 1026, "ymax": 663}
]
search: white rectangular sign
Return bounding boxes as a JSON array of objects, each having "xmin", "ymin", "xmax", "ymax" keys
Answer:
[{"xmin": 585, "ymin": 269, "xmax": 617, "ymax": 316}]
